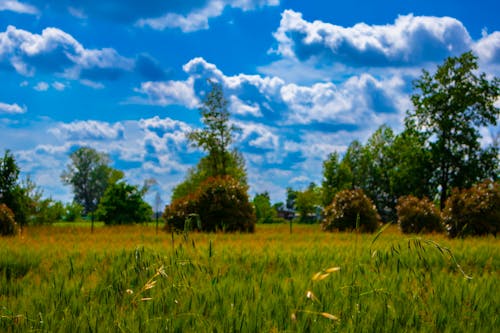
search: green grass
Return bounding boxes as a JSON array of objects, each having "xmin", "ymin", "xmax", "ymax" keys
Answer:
[{"xmin": 0, "ymin": 224, "xmax": 498, "ymax": 332}]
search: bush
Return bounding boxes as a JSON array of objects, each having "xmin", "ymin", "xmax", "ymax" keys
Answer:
[
  {"xmin": 164, "ymin": 176, "xmax": 256, "ymax": 233},
  {"xmin": 396, "ymin": 195, "xmax": 442, "ymax": 234},
  {"xmin": 0, "ymin": 204, "xmax": 19, "ymax": 236},
  {"xmin": 322, "ymin": 189, "xmax": 380, "ymax": 233},
  {"xmin": 443, "ymin": 180, "xmax": 500, "ymax": 238}
]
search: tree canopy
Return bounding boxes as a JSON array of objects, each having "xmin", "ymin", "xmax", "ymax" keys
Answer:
[
  {"xmin": 409, "ymin": 51, "xmax": 499, "ymax": 208},
  {"xmin": 61, "ymin": 147, "xmax": 123, "ymax": 216}
]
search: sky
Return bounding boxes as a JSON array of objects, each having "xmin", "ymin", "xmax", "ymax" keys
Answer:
[{"xmin": 1, "ymin": 0, "xmax": 499, "ymax": 206}]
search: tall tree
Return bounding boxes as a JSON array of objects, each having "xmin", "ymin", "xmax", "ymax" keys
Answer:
[
  {"xmin": 321, "ymin": 152, "xmax": 352, "ymax": 207},
  {"xmin": 0, "ymin": 150, "xmax": 29, "ymax": 226},
  {"xmin": 188, "ymin": 81, "xmax": 239, "ymax": 177},
  {"xmin": 61, "ymin": 147, "xmax": 121, "ymax": 219},
  {"xmin": 409, "ymin": 51, "xmax": 500, "ymax": 208},
  {"xmin": 172, "ymin": 82, "xmax": 246, "ymax": 201}
]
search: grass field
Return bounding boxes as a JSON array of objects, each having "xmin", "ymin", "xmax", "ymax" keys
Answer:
[{"xmin": 1, "ymin": 223, "xmax": 499, "ymax": 332}]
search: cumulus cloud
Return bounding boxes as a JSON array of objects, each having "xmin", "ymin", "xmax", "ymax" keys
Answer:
[
  {"xmin": 0, "ymin": 0, "xmax": 38, "ymax": 15},
  {"xmin": 0, "ymin": 25, "xmax": 134, "ymax": 81},
  {"xmin": 48, "ymin": 120, "xmax": 125, "ymax": 140},
  {"xmin": 137, "ymin": 0, "xmax": 280, "ymax": 32},
  {"xmin": 135, "ymin": 78, "xmax": 199, "ymax": 108},
  {"xmin": 272, "ymin": 10, "xmax": 474, "ymax": 66},
  {"xmin": 0, "ymin": 101, "xmax": 26, "ymax": 114},
  {"xmin": 34, "ymin": 81, "xmax": 49, "ymax": 91}
]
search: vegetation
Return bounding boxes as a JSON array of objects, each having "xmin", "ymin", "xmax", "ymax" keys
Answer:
[
  {"xmin": 61, "ymin": 147, "xmax": 123, "ymax": 218},
  {"xmin": 443, "ymin": 180, "xmax": 500, "ymax": 238},
  {"xmin": 165, "ymin": 176, "xmax": 255, "ymax": 232},
  {"xmin": 322, "ymin": 189, "xmax": 380, "ymax": 233},
  {"xmin": 396, "ymin": 196, "xmax": 443, "ymax": 234},
  {"xmin": 96, "ymin": 182, "xmax": 153, "ymax": 225},
  {"xmin": 0, "ymin": 203, "xmax": 18, "ymax": 236},
  {"xmin": 409, "ymin": 51, "xmax": 499, "ymax": 209},
  {"xmin": 0, "ymin": 150, "xmax": 30, "ymax": 227},
  {"xmin": 253, "ymin": 192, "xmax": 279, "ymax": 224},
  {"xmin": 0, "ymin": 224, "xmax": 498, "ymax": 332}
]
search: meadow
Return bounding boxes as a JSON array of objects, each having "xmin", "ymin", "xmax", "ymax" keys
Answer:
[{"xmin": 0, "ymin": 223, "xmax": 498, "ymax": 332}]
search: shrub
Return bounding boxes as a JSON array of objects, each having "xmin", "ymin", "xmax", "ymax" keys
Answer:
[
  {"xmin": 443, "ymin": 180, "xmax": 500, "ymax": 238},
  {"xmin": 0, "ymin": 204, "xmax": 19, "ymax": 236},
  {"xmin": 396, "ymin": 195, "xmax": 442, "ymax": 234},
  {"xmin": 163, "ymin": 193, "xmax": 199, "ymax": 232},
  {"xmin": 322, "ymin": 189, "xmax": 380, "ymax": 233},
  {"xmin": 164, "ymin": 176, "xmax": 255, "ymax": 233}
]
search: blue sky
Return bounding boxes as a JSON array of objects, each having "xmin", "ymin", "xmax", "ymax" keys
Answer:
[{"xmin": 1, "ymin": 0, "xmax": 499, "ymax": 205}]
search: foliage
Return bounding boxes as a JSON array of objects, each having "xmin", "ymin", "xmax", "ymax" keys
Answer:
[
  {"xmin": 409, "ymin": 51, "xmax": 500, "ymax": 208},
  {"xmin": 295, "ymin": 182, "xmax": 321, "ymax": 223},
  {"xmin": 187, "ymin": 81, "xmax": 240, "ymax": 177},
  {"xmin": 0, "ymin": 203, "xmax": 18, "ymax": 236},
  {"xmin": 388, "ymin": 128, "xmax": 433, "ymax": 199},
  {"xmin": 96, "ymin": 182, "xmax": 152, "ymax": 225},
  {"xmin": 0, "ymin": 150, "xmax": 30, "ymax": 227},
  {"xmin": 165, "ymin": 176, "xmax": 255, "ymax": 232},
  {"xmin": 63, "ymin": 202, "xmax": 83, "ymax": 222},
  {"xmin": 31, "ymin": 199, "xmax": 65, "ymax": 225},
  {"xmin": 253, "ymin": 192, "xmax": 278, "ymax": 224},
  {"xmin": 443, "ymin": 180, "xmax": 500, "ymax": 238},
  {"xmin": 396, "ymin": 195, "xmax": 443, "ymax": 234},
  {"xmin": 322, "ymin": 189, "xmax": 380, "ymax": 232},
  {"xmin": 321, "ymin": 152, "xmax": 352, "ymax": 207},
  {"xmin": 172, "ymin": 151, "xmax": 246, "ymax": 201},
  {"xmin": 61, "ymin": 147, "xmax": 123, "ymax": 216}
]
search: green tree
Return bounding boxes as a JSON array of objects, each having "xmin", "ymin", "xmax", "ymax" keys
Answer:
[
  {"xmin": 295, "ymin": 182, "xmax": 321, "ymax": 223},
  {"xmin": 388, "ymin": 127, "xmax": 433, "ymax": 200},
  {"xmin": 172, "ymin": 82, "xmax": 247, "ymax": 201},
  {"xmin": 253, "ymin": 192, "xmax": 277, "ymax": 224},
  {"xmin": 188, "ymin": 81, "xmax": 240, "ymax": 177},
  {"xmin": 61, "ymin": 147, "xmax": 123, "ymax": 229},
  {"xmin": 409, "ymin": 51, "xmax": 500, "ymax": 208},
  {"xmin": 321, "ymin": 152, "xmax": 352, "ymax": 207},
  {"xmin": 96, "ymin": 182, "xmax": 152, "ymax": 225},
  {"xmin": 0, "ymin": 150, "xmax": 29, "ymax": 227}
]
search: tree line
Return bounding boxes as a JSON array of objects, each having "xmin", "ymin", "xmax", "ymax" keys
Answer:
[{"xmin": 2, "ymin": 52, "xmax": 499, "ymax": 236}]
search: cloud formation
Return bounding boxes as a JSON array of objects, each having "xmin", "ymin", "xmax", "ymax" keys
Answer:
[
  {"xmin": 0, "ymin": 101, "xmax": 26, "ymax": 114},
  {"xmin": 22, "ymin": 0, "xmax": 279, "ymax": 32},
  {"xmin": 0, "ymin": 25, "xmax": 134, "ymax": 81},
  {"xmin": 272, "ymin": 10, "xmax": 482, "ymax": 66},
  {"xmin": 0, "ymin": 0, "xmax": 38, "ymax": 15}
]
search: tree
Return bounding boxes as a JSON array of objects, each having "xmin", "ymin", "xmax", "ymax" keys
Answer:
[
  {"xmin": 409, "ymin": 51, "xmax": 500, "ymax": 209},
  {"xmin": 96, "ymin": 181, "xmax": 152, "ymax": 225},
  {"xmin": 61, "ymin": 147, "xmax": 121, "ymax": 217},
  {"xmin": 388, "ymin": 127, "xmax": 433, "ymax": 200},
  {"xmin": 172, "ymin": 151, "xmax": 246, "ymax": 201},
  {"xmin": 295, "ymin": 182, "xmax": 321, "ymax": 223},
  {"xmin": 321, "ymin": 152, "xmax": 352, "ymax": 207},
  {"xmin": 0, "ymin": 150, "xmax": 30, "ymax": 227},
  {"xmin": 172, "ymin": 82, "xmax": 247, "ymax": 201},
  {"xmin": 188, "ymin": 81, "xmax": 240, "ymax": 177},
  {"xmin": 253, "ymin": 192, "xmax": 277, "ymax": 224}
]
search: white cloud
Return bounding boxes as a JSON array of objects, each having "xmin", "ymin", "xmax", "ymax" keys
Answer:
[
  {"xmin": 230, "ymin": 95, "xmax": 262, "ymax": 117},
  {"xmin": 0, "ymin": 0, "xmax": 38, "ymax": 15},
  {"xmin": 49, "ymin": 120, "xmax": 125, "ymax": 140},
  {"xmin": 34, "ymin": 81, "xmax": 49, "ymax": 91},
  {"xmin": 0, "ymin": 25, "xmax": 134, "ymax": 80},
  {"xmin": 0, "ymin": 101, "xmax": 26, "ymax": 114},
  {"xmin": 135, "ymin": 78, "xmax": 199, "ymax": 108},
  {"xmin": 136, "ymin": 0, "xmax": 280, "ymax": 32},
  {"xmin": 273, "ymin": 10, "xmax": 472, "ymax": 66}
]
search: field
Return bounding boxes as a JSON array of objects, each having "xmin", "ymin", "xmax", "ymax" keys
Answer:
[{"xmin": 1, "ymin": 224, "xmax": 499, "ymax": 332}]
